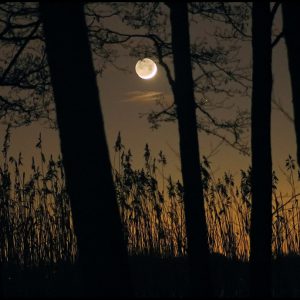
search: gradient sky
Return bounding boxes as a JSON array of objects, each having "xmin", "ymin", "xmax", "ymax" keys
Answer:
[{"xmin": 0, "ymin": 3, "xmax": 298, "ymax": 198}]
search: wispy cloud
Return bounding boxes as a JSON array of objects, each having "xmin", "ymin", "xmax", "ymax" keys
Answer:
[{"xmin": 121, "ymin": 90, "xmax": 165, "ymax": 103}]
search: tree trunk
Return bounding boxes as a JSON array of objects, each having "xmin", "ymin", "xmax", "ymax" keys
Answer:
[
  {"xmin": 168, "ymin": 2, "xmax": 212, "ymax": 297},
  {"xmin": 250, "ymin": 2, "xmax": 273, "ymax": 297},
  {"xmin": 39, "ymin": 3, "xmax": 132, "ymax": 297},
  {"xmin": 282, "ymin": 3, "xmax": 300, "ymax": 167}
]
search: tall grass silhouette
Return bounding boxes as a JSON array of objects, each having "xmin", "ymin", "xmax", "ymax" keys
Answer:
[
  {"xmin": 0, "ymin": 128, "xmax": 299, "ymax": 267},
  {"xmin": 0, "ymin": 126, "xmax": 77, "ymax": 267}
]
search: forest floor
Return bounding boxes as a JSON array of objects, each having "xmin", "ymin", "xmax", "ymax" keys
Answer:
[{"xmin": 1, "ymin": 253, "xmax": 300, "ymax": 297}]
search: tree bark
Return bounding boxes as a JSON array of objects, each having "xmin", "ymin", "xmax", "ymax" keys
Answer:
[
  {"xmin": 250, "ymin": 2, "xmax": 273, "ymax": 297},
  {"xmin": 282, "ymin": 3, "xmax": 300, "ymax": 167},
  {"xmin": 39, "ymin": 2, "xmax": 133, "ymax": 297},
  {"xmin": 168, "ymin": 2, "xmax": 212, "ymax": 297}
]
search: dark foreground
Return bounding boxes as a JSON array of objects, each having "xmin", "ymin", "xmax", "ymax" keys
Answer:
[{"xmin": 1, "ymin": 253, "xmax": 300, "ymax": 297}]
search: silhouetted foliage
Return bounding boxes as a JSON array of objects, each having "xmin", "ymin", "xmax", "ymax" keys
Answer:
[
  {"xmin": 0, "ymin": 131, "xmax": 300, "ymax": 296},
  {"xmin": 0, "ymin": 131, "xmax": 300, "ymax": 263},
  {"xmin": 0, "ymin": 2, "xmax": 116, "ymax": 128},
  {"xmin": 87, "ymin": 2, "xmax": 252, "ymax": 155},
  {"xmin": 0, "ymin": 3, "xmax": 54, "ymax": 127},
  {"xmin": 0, "ymin": 1, "xmax": 299, "ymax": 297}
]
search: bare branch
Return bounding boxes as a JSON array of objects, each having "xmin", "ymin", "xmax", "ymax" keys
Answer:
[
  {"xmin": 271, "ymin": 31, "xmax": 283, "ymax": 48},
  {"xmin": 0, "ymin": 20, "xmax": 41, "ymax": 83}
]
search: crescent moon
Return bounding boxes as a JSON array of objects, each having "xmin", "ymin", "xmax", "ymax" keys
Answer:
[{"xmin": 135, "ymin": 58, "xmax": 157, "ymax": 80}]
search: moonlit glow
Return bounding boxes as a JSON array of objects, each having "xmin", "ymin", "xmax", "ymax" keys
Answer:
[{"xmin": 135, "ymin": 58, "xmax": 157, "ymax": 79}]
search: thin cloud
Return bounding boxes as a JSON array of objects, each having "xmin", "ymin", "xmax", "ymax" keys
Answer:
[{"xmin": 121, "ymin": 90, "xmax": 165, "ymax": 103}]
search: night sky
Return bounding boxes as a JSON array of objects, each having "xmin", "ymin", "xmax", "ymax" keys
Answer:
[
  {"xmin": 0, "ymin": 3, "xmax": 297, "ymax": 196},
  {"xmin": 2, "ymin": 2, "xmax": 300, "ymax": 298}
]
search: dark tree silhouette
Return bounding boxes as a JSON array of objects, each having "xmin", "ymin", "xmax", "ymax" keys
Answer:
[
  {"xmin": 0, "ymin": 2, "xmax": 117, "ymax": 128},
  {"xmin": 87, "ymin": 2, "xmax": 252, "ymax": 156},
  {"xmin": 39, "ymin": 2, "xmax": 132, "ymax": 297},
  {"xmin": 167, "ymin": 2, "xmax": 212, "ymax": 297},
  {"xmin": 0, "ymin": 3, "xmax": 54, "ymax": 127},
  {"xmin": 250, "ymin": 2, "xmax": 273, "ymax": 297},
  {"xmin": 0, "ymin": 3, "xmax": 254, "ymax": 155},
  {"xmin": 282, "ymin": 3, "xmax": 300, "ymax": 167}
]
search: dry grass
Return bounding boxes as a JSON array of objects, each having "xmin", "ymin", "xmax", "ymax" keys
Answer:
[
  {"xmin": 0, "ymin": 128, "xmax": 299, "ymax": 267},
  {"xmin": 0, "ymin": 126, "xmax": 77, "ymax": 266}
]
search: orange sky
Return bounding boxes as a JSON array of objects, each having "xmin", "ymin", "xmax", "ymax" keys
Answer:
[{"xmin": 0, "ymin": 4, "xmax": 298, "ymax": 199}]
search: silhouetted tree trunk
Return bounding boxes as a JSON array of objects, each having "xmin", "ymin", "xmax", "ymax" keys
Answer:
[
  {"xmin": 0, "ymin": 265, "xmax": 2, "ymax": 298},
  {"xmin": 282, "ymin": 3, "xmax": 300, "ymax": 167},
  {"xmin": 168, "ymin": 2, "xmax": 212, "ymax": 297},
  {"xmin": 40, "ymin": 3, "xmax": 133, "ymax": 297},
  {"xmin": 250, "ymin": 2, "xmax": 273, "ymax": 298}
]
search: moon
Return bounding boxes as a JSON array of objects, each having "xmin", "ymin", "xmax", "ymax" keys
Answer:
[{"xmin": 135, "ymin": 58, "xmax": 157, "ymax": 80}]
